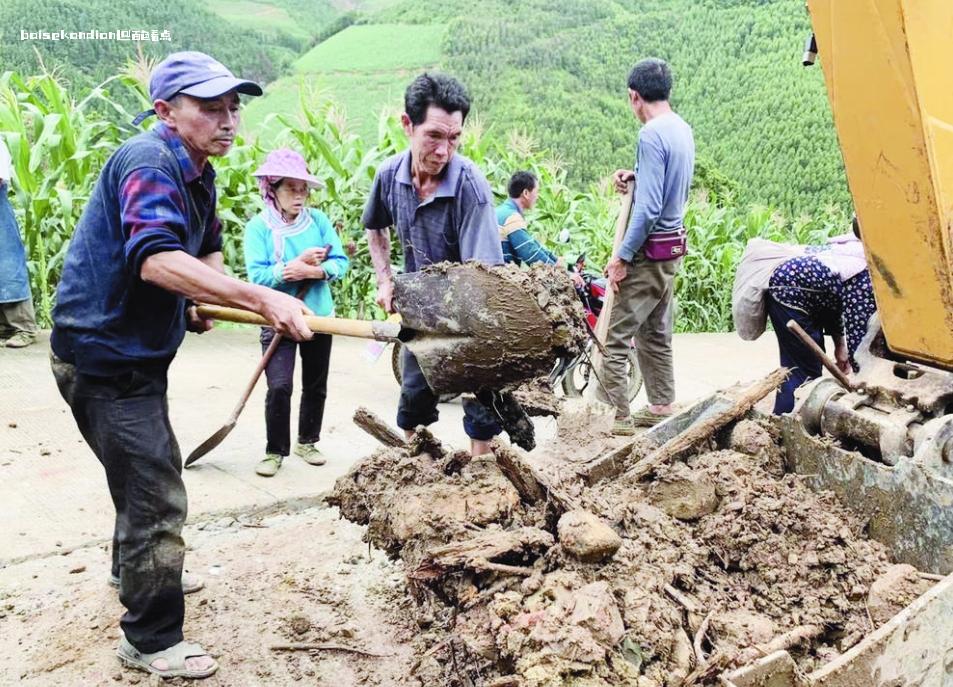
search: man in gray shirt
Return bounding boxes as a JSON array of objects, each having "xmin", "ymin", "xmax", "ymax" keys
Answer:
[
  {"xmin": 363, "ymin": 72, "xmax": 504, "ymax": 455},
  {"xmin": 602, "ymin": 58, "xmax": 695, "ymax": 434}
]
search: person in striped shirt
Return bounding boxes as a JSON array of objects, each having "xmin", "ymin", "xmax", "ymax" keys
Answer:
[
  {"xmin": 496, "ymin": 171, "xmax": 556, "ymax": 266},
  {"xmin": 497, "ymin": 171, "xmax": 584, "ymax": 290}
]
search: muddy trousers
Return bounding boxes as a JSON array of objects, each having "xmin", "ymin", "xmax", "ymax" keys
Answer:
[
  {"xmin": 50, "ymin": 354, "xmax": 187, "ymax": 654},
  {"xmin": 396, "ymin": 346, "xmax": 501, "ymax": 440},
  {"xmin": 260, "ymin": 328, "xmax": 332, "ymax": 456},
  {"xmin": 766, "ymin": 296, "xmax": 824, "ymax": 415},
  {"xmin": 600, "ymin": 251, "xmax": 682, "ymax": 418}
]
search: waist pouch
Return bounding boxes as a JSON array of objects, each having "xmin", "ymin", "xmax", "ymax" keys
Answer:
[{"xmin": 644, "ymin": 228, "xmax": 687, "ymax": 262}]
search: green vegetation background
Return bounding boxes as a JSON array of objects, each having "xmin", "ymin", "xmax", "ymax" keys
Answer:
[{"xmin": 1, "ymin": 0, "xmax": 853, "ymax": 333}]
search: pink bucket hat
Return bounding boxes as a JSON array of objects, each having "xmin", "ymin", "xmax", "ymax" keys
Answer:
[{"xmin": 252, "ymin": 148, "xmax": 323, "ymax": 188}]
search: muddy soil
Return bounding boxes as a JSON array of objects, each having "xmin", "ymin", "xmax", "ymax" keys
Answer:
[
  {"xmin": 2, "ymin": 408, "xmax": 934, "ymax": 687},
  {"xmin": 329, "ymin": 414, "xmax": 927, "ymax": 686},
  {"xmin": 0, "ymin": 508, "xmax": 416, "ymax": 686},
  {"xmin": 394, "ymin": 262, "xmax": 587, "ymax": 396}
]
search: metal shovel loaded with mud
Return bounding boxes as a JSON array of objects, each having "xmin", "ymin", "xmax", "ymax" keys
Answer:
[
  {"xmin": 188, "ymin": 263, "xmax": 587, "ymax": 462},
  {"xmin": 197, "ymin": 262, "xmax": 586, "ymax": 397}
]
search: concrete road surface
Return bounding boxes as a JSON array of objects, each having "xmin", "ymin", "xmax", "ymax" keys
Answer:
[{"xmin": 0, "ymin": 328, "xmax": 777, "ymax": 564}]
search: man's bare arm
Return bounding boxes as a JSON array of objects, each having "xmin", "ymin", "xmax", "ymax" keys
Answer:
[
  {"xmin": 366, "ymin": 228, "xmax": 396, "ymax": 313},
  {"xmin": 199, "ymin": 251, "xmax": 225, "ymax": 274}
]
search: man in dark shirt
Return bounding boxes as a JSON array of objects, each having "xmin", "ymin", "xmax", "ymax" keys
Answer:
[
  {"xmin": 50, "ymin": 52, "xmax": 311, "ymax": 679},
  {"xmin": 363, "ymin": 72, "xmax": 503, "ymax": 456}
]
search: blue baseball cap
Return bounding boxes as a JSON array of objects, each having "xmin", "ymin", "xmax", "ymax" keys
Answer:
[{"xmin": 132, "ymin": 51, "xmax": 263, "ymax": 126}]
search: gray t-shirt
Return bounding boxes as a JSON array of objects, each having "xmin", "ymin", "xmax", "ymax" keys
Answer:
[
  {"xmin": 618, "ymin": 112, "xmax": 695, "ymax": 262},
  {"xmin": 362, "ymin": 150, "xmax": 504, "ymax": 272}
]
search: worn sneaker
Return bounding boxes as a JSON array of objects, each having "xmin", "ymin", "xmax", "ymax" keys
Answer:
[
  {"xmin": 255, "ymin": 453, "xmax": 283, "ymax": 477},
  {"xmin": 109, "ymin": 570, "xmax": 204, "ymax": 594},
  {"xmin": 631, "ymin": 407, "xmax": 672, "ymax": 428},
  {"xmin": 612, "ymin": 416, "xmax": 637, "ymax": 436},
  {"xmin": 293, "ymin": 442, "xmax": 326, "ymax": 466},
  {"xmin": 4, "ymin": 331, "xmax": 36, "ymax": 348}
]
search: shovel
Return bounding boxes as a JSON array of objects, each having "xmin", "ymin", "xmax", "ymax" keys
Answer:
[
  {"xmin": 184, "ymin": 330, "xmax": 284, "ymax": 468},
  {"xmin": 185, "ymin": 285, "xmax": 309, "ymax": 469},
  {"xmin": 194, "ymin": 264, "xmax": 584, "ymax": 395},
  {"xmin": 185, "ymin": 265, "xmax": 585, "ymax": 466}
]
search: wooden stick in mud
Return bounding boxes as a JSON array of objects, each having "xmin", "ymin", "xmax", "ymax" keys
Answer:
[
  {"xmin": 786, "ymin": 320, "xmax": 854, "ymax": 391},
  {"xmin": 693, "ymin": 612, "xmax": 712, "ymax": 669},
  {"xmin": 470, "ymin": 559, "xmax": 536, "ymax": 577},
  {"xmin": 407, "ymin": 425, "xmax": 447, "ymax": 460},
  {"xmin": 269, "ymin": 643, "xmax": 391, "ymax": 657},
  {"xmin": 623, "ymin": 367, "xmax": 789, "ymax": 482},
  {"xmin": 918, "ymin": 572, "xmax": 945, "ymax": 582},
  {"xmin": 353, "ymin": 406, "xmax": 407, "ymax": 448},
  {"xmin": 492, "ymin": 441, "xmax": 546, "ymax": 503},
  {"xmin": 490, "ymin": 440, "xmax": 581, "ymax": 513},
  {"xmin": 664, "ymin": 584, "xmax": 703, "ymax": 633},
  {"xmin": 735, "ymin": 624, "xmax": 823, "ymax": 664},
  {"xmin": 681, "ymin": 624, "xmax": 824, "ymax": 685}
]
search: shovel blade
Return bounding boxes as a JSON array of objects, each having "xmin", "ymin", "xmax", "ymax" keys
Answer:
[
  {"xmin": 184, "ymin": 420, "xmax": 237, "ymax": 468},
  {"xmin": 394, "ymin": 264, "xmax": 584, "ymax": 395}
]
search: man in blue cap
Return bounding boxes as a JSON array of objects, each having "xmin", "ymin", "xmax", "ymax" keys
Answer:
[{"xmin": 50, "ymin": 52, "xmax": 312, "ymax": 679}]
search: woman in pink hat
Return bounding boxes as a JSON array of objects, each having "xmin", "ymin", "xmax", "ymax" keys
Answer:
[{"xmin": 244, "ymin": 149, "xmax": 349, "ymax": 476}]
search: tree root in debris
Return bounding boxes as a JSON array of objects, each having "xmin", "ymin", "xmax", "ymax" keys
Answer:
[{"xmin": 269, "ymin": 643, "xmax": 391, "ymax": 657}]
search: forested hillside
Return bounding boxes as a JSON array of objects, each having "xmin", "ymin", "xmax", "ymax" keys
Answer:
[
  {"xmin": 0, "ymin": 0, "xmax": 306, "ymax": 89},
  {"xmin": 241, "ymin": 23, "xmax": 445, "ymax": 142},
  {"xmin": 376, "ymin": 0, "xmax": 849, "ymax": 213},
  {"xmin": 2, "ymin": 0, "xmax": 851, "ymax": 214}
]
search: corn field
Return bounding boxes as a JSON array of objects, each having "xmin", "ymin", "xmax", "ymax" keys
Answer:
[{"xmin": 0, "ymin": 68, "xmax": 846, "ymax": 331}]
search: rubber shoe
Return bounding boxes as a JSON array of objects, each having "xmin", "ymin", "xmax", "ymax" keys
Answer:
[
  {"xmin": 109, "ymin": 571, "xmax": 204, "ymax": 594},
  {"xmin": 631, "ymin": 407, "xmax": 671, "ymax": 428},
  {"xmin": 612, "ymin": 417, "xmax": 636, "ymax": 436},
  {"xmin": 4, "ymin": 331, "xmax": 36, "ymax": 348},
  {"xmin": 255, "ymin": 453, "xmax": 283, "ymax": 477},
  {"xmin": 294, "ymin": 442, "xmax": 326, "ymax": 466}
]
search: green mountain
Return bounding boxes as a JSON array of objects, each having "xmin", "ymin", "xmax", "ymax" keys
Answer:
[
  {"xmin": 2, "ymin": 0, "xmax": 850, "ymax": 215},
  {"xmin": 0, "ymin": 0, "xmax": 309, "ymax": 89},
  {"xmin": 373, "ymin": 0, "xmax": 849, "ymax": 213}
]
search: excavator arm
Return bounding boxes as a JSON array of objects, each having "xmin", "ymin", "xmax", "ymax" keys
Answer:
[{"xmin": 807, "ymin": 0, "xmax": 953, "ymax": 369}]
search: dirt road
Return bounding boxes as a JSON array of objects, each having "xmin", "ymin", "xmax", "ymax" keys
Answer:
[{"xmin": 0, "ymin": 327, "xmax": 776, "ymax": 684}]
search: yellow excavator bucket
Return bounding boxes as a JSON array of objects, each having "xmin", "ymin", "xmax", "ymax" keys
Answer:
[{"xmin": 807, "ymin": 0, "xmax": 953, "ymax": 369}]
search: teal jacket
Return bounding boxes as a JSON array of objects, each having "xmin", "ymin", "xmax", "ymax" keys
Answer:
[
  {"xmin": 496, "ymin": 198, "xmax": 556, "ymax": 266},
  {"xmin": 244, "ymin": 208, "xmax": 349, "ymax": 317}
]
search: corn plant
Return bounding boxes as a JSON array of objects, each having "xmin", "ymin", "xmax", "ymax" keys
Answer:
[
  {"xmin": 0, "ymin": 70, "xmax": 141, "ymax": 322},
  {"xmin": 1, "ymin": 68, "xmax": 847, "ymax": 332}
]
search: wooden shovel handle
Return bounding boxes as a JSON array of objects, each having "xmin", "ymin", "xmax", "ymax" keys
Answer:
[
  {"xmin": 594, "ymin": 182, "xmax": 634, "ymax": 344},
  {"xmin": 786, "ymin": 319, "xmax": 855, "ymax": 391},
  {"xmin": 196, "ymin": 305, "xmax": 401, "ymax": 341},
  {"xmin": 230, "ymin": 333, "xmax": 282, "ymax": 421}
]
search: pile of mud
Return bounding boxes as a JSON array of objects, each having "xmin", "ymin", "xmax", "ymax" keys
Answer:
[
  {"xmin": 328, "ymin": 417, "xmax": 932, "ymax": 687},
  {"xmin": 393, "ymin": 262, "xmax": 587, "ymax": 396}
]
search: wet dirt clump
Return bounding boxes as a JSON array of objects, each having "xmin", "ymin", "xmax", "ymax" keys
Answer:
[
  {"xmin": 329, "ymin": 410, "xmax": 915, "ymax": 686},
  {"xmin": 393, "ymin": 262, "xmax": 587, "ymax": 396}
]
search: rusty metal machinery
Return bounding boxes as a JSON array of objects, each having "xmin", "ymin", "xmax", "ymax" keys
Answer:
[{"xmin": 783, "ymin": 317, "xmax": 953, "ymax": 575}]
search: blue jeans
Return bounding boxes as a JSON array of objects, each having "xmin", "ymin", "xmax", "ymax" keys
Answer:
[{"xmin": 767, "ymin": 296, "xmax": 824, "ymax": 414}]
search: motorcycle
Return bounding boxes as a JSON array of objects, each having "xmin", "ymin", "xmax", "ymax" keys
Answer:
[{"xmin": 552, "ymin": 254, "xmax": 643, "ymax": 401}]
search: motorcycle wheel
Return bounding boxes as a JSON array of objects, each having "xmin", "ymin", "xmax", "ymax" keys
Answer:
[
  {"xmin": 391, "ymin": 340, "xmax": 460, "ymax": 403},
  {"xmin": 560, "ymin": 346, "xmax": 643, "ymax": 401}
]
